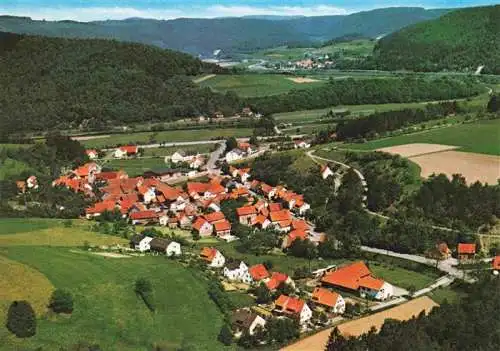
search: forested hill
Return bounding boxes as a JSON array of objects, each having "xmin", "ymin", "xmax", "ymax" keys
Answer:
[
  {"xmin": 373, "ymin": 5, "xmax": 500, "ymax": 74},
  {"xmin": 0, "ymin": 32, "xmax": 240, "ymax": 139},
  {"xmin": 0, "ymin": 8, "xmax": 448, "ymax": 55}
]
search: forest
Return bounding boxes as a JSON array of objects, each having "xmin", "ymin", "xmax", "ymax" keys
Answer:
[
  {"xmin": 249, "ymin": 77, "xmax": 482, "ymax": 115},
  {"xmin": 326, "ymin": 277, "xmax": 500, "ymax": 351},
  {"xmin": 0, "ymin": 32, "xmax": 240, "ymax": 139}
]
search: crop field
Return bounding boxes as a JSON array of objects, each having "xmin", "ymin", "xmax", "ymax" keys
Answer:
[
  {"xmin": 343, "ymin": 119, "xmax": 500, "ymax": 156},
  {"xmin": 104, "ymin": 158, "xmax": 169, "ymax": 176},
  {"xmin": 82, "ymin": 128, "xmax": 252, "ymax": 148},
  {"xmin": 198, "ymin": 74, "xmax": 325, "ymax": 97},
  {"xmin": 369, "ymin": 262, "xmax": 439, "ymax": 291}
]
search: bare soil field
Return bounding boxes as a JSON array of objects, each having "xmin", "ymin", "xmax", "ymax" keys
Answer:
[
  {"xmin": 287, "ymin": 77, "xmax": 320, "ymax": 83},
  {"xmin": 377, "ymin": 143, "xmax": 458, "ymax": 157}
]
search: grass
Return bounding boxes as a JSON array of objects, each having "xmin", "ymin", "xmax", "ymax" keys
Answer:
[
  {"xmin": 342, "ymin": 119, "xmax": 500, "ymax": 155},
  {"xmin": 199, "ymin": 74, "xmax": 325, "ymax": 97},
  {"xmin": 0, "ymin": 218, "xmax": 64, "ymax": 235},
  {"xmin": 227, "ymin": 292, "xmax": 255, "ymax": 309},
  {"xmin": 141, "ymin": 144, "xmax": 213, "ymax": 157},
  {"xmin": 369, "ymin": 261, "xmax": 439, "ymax": 291},
  {"xmin": 0, "ymin": 158, "xmax": 33, "ymax": 181},
  {"xmin": 105, "ymin": 158, "xmax": 169, "ymax": 176},
  {"xmin": 82, "ymin": 128, "xmax": 253, "ymax": 148},
  {"xmin": 427, "ymin": 285, "xmax": 467, "ymax": 305},
  {"xmin": 0, "ymin": 247, "xmax": 228, "ymax": 351}
]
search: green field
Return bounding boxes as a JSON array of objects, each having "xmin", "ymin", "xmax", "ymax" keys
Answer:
[
  {"xmin": 141, "ymin": 144, "xmax": 213, "ymax": 157},
  {"xmin": 369, "ymin": 261, "xmax": 439, "ymax": 291},
  {"xmin": 105, "ymin": 158, "xmax": 169, "ymax": 176},
  {"xmin": 342, "ymin": 119, "xmax": 500, "ymax": 155},
  {"xmin": 199, "ymin": 74, "xmax": 326, "ymax": 97},
  {"xmin": 0, "ymin": 218, "xmax": 63, "ymax": 235},
  {"xmin": 82, "ymin": 128, "xmax": 252, "ymax": 148}
]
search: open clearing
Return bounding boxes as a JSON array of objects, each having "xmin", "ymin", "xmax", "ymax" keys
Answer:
[
  {"xmin": 193, "ymin": 74, "xmax": 216, "ymax": 83},
  {"xmin": 376, "ymin": 143, "xmax": 459, "ymax": 158},
  {"xmin": 287, "ymin": 77, "xmax": 320, "ymax": 83}
]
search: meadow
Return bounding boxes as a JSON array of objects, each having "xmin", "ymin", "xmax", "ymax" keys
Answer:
[
  {"xmin": 342, "ymin": 119, "xmax": 500, "ymax": 156},
  {"xmin": 198, "ymin": 74, "xmax": 325, "ymax": 97},
  {"xmin": 141, "ymin": 144, "xmax": 213, "ymax": 157},
  {"xmin": 104, "ymin": 158, "xmax": 169, "ymax": 177}
]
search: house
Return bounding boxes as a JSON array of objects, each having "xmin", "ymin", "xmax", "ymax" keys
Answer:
[
  {"xmin": 248, "ymin": 264, "xmax": 270, "ymax": 283},
  {"xmin": 149, "ymin": 238, "xmax": 181, "ymax": 256},
  {"xmin": 223, "ymin": 260, "xmax": 252, "ymax": 283},
  {"xmin": 200, "ymin": 247, "xmax": 225, "ymax": 267},
  {"xmin": 171, "ymin": 150, "xmax": 187, "ymax": 164},
  {"xmin": 428, "ymin": 242, "xmax": 452, "ymax": 260},
  {"xmin": 238, "ymin": 143, "xmax": 255, "ymax": 155},
  {"xmin": 311, "ymin": 287, "xmax": 345, "ymax": 314},
  {"xmin": 25, "ymin": 175, "xmax": 39, "ymax": 190},
  {"xmin": 252, "ymin": 215, "xmax": 271, "ymax": 230},
  {"xmin": 231, "ymin": 309, "xmax": 266, "ymax": 338},
  {"xmin": 457, "ymin": 243, "xmax": 476, "ymax": 262},
  {"xmin": 214, "ymin": 220, "xmax": 232, "ymax": 237},
  {"xmin": 236, "ymin": 206, "xmax": 257, "ymax": 225},
  {"xmin": 204, "ymin": 211, "xmax": 226, "ymax": 224},
  {"xmin": 492, "ymin": 256, "xmax": 500, "ymax": 272},
  {"xmin": 268, "ymin": 203, "xmax": 282, "ymax": 213},
  {"xmin": 321, "ymin": 165, "xmax": 334, "ymax": 180},
  {"xmin": 266, "ymin": 272, "xmax": 294, "ymax": 291},
  {"xmin": 274, "ymin": 295, "xmax": 312, "ymax": 325},
  {"xmin": 282, "ymin": 229, "xmax": 308, "ymax": 249},
  {"xmin": 114, "ymin": 145, "xmax": 139, "ymax": 159},
  {"xmin": 192, "ymin": 217, "xmax": 214, "ymax": 237},
  {"xmin": 86, "ymin": 149, "xmax": 99, "ymax": 160},
  {"xmin": 129, "ymin": 210, "xmax": 159, "ymax": 225},
  {"xmin": 270, "ymin": 209, "xmax": 292, "ymax": 232},
  {"xmin": 293, "ymin": 140, "xmax": 311, "ymax": 149},
  {"xmin": 178, "ymin": 214, "xmax": 192, "ymax": 229},
  {"xmin": 85, "ymin": 200, "xmax": 117, "ymax": 218},
  {"xmin": 226, "ymin": 148, "xmax": 245, "ymax": 163},
  {"xmin": 130, "ymin": 235, "xmax": 153, "ymax": 252},
  {"xmin": 321, "ymin": 261, "xmax": 394, "ymax": 301},
  {"xmin": 241, "ymin": 107, "xmax": 254, "ymax": 117},
  {"xmin": 214, "ymin": 111, "xmax": 224, "ymax": 119},
  {"xmin": 72, "ymin": 162, "xmax": 102, "ymax": 183}
]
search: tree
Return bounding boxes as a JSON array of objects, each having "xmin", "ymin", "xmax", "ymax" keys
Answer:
[
  {"xmin": 486, "ymin": 94, "xmax": 498, "ymax": 113},
  {"xmin": 135, "ymin": 278, "xmax": 155, "ymax": 312},
  {"xmin": 218, "ymin": 324, "xmax": 233, "ymax": 346},
  {"xmin": 6, "ymin": 301, "xmax": 37, "ymax": 338},
  {"xmin": 249, "ymin": 135, "xmax": 259, "ymax": 146},
  {"xmin": 49, "ymin": 289, "xmax": 74, "ymax": 314},
  {"xmin": 254, "ymin": 283, "xmax": 272, "ymax": 304},
  {"xmin": 225, "ymin": 137, "xmax": 238, "ymax": 152}
]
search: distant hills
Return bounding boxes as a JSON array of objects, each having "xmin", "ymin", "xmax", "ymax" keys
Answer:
[
  {"xmin": 0, "ymin": 7, "xmax": 449, "ymax": 55},
  {"xmin": 0, "ymin": 32, "xmax": 239, "ymax": 138},
  {"xmin": 373, "ymin": 5, "xmax": 499, "ymax": 74}
]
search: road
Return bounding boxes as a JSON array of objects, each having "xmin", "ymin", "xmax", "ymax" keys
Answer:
[
  {"xmin": 207, "ymin": 142, "xmax": 226, "ymax": 173},
  {"xmin": 102, "ymin": 140, "xmax": 221, "ymax": 151}
]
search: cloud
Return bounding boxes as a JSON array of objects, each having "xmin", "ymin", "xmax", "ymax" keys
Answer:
[{"xmin": 0, "ymin": 5, "xmax": 350, "ymax": 22}]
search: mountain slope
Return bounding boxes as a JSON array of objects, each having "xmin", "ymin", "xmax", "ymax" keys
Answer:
[
  {"xmin": 0, "ymin": 32, "xmax": 239, "ymax": 138},
  {"xmin": 0, "ymin": 8, "xmax": 449, "ymax": 55},
  {"xmin": 373, "ymin": 5, "xmax": 499, "ymax": 73}
]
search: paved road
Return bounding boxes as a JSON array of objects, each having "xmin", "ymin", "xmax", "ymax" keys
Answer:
[
  {"xmin": 102, "ymin": 140, "xmax": 221, "ymax": 151},
  {"xmin": 207, "ymin": 142, "xmax": 226, "ymax": 173}
]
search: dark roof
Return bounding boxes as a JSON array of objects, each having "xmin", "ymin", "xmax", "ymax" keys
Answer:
[
  {"xmin": 231, "ymin": 309, "xmax": 258, "ymax": 331},
  {"xmin": 225, "ymin": 259, "xmax": 243, "ymax": 270},
  {"xmin": 130, "ymin": 234, "xmax": 145, "ymax": 245},
  {"xmin": 149, "ymin": 238, "xmax": 172, "ymax": 251}
]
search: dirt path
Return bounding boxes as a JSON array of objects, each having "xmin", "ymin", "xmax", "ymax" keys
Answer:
[{"xmin": 193, "ymin": 74, "xmax": 216, "ymax": 83}]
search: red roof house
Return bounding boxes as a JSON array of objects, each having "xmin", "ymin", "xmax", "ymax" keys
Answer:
[
  {"xmin": 457, "ymin": 243, "xmax": 476, "ymax": 261},
  {"xmin": 248, "ymin": 264, "xmax": 270, "ymax": 282}
]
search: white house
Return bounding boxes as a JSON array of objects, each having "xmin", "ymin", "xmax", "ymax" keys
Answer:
[
  {"xmin": 131, "ymin": 235, "xmax": 154, "ymax": 252},
  {"xmin": 297, "ymin": 202, "xmax": 311, "ymax": 216},
  {"xmin": 150, "ymin": 238, "xmax": 182, "ymax": 257},
  {"xmin": 359, "ymin": 279, "xmax": 394, "ymax": 301},
  {"xmin": 170, "ymin": 151, "xmax": 187, "ymax": 164},
  {"xmin": 223, "ymin": 260, "xmax": 252, "ymax": 284},
  {"xmin": 200, "ymin": 247, "xmax": 226, "ymax": 268},
  {"xmin": 143, "ymin": 187, "xmax": 156, "ymax": 204},
  {"xmin": 86, "ymin": 149, "xmax": 99, "ymax": 160},
  {"xmin": 114, "ymin": 145, "xmax": 138, "ymax": 159},
  {"xmin": 26, "ymin": 175, "xmax": 39, "ymax": 190},
  {"xmin": 231, "ymin": 309, "xmax": 267, "ymax": 338},
  {"xmin": 274, "ymin": 295, "xmax": 312, "ymax": 326},
  {"xmin": 225, "ymin": 149, "xmax": 245, "ymax": 163},
  {"xmin": 294, "ymin": 140, "xmax": 311, "ymax": 149},
  {"xmin": 321, "ymin": 165, "xmax": 334, "ymax": 180},
  {"xmin": 312, "ymin": 287, "xmax": 346, "ymax": 314}
]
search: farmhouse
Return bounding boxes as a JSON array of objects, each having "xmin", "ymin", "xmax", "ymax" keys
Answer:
[
  {"xmin": 282, "ymin": 229, "xmax": 308, "ymax": 249},
  {"xmin": 266, "ymin": 272, "xmax": 294, "ymax": 291},
  {"xmin": 274, "ymin": 295, "xmax": 312, "ymax": 326},
  {"xmin": 200, "ymin": 247, "xmax": 225, "ymax": 268},
  {"xmin": 192, "ymin": 217, "xmax": 213, "ymax": 237},
  {"xmin": 231, "ymin": 309, "xmax": 266, "ymax": 338},
  {"xmin": 130, "ymin": 235, "xmax": 153, "ymax": 252},
  {"xmin": 294, "ymin": 140, "xmax": 311, "ymax": 149},
  {"xmin": 214, "ymin": 220, "xmax": 232, "ymax": 237},
  {"xmin": 149, "ymin": 238, "xmax": 181, "ymax": 257},
  {"xmin": 311, "ymin": 287, "xmax": 345, "ymax": 314},
  {"xmin": 457, "ymin": 243, "xmax": 476, "ymax": 262},
  {"xmin": 129, "ymin": 210, "xmax": 159, "ymax": 225},
  {"xmin": 85, "ymin": 200, "xmax": 117, "ymax": 218},
  {"xmin": 114, "ymin": 145, "xmax": 138, "ymax": 159},
  {"xmin": 237, "ymin": 206, "xmax": 257, "ymax": 225}
]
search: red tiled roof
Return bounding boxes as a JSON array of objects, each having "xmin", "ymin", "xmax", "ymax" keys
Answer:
[
  {"xmin": 275, "ymin": 295, "xmax": 305, "ymax": 314},
  {"xmin": 458, "ymin": 243, "xmax": 476, "ymax": 254},
  {"xmin": 249, "ymin": 264, "xmax": 269, "ymax": 281},
  {"xmin": 96, "ymin": 171, "xmax": 120, "ymax": 180},
  {"xmin": 207, "ymin": 182, "xmax": 226, "ymax": 194},
  {"xmin": 119, "ymin": 145, "xmax": 138, "ymax": 154},
  {"xmin": 321, "ymin": 261, "xmax": 372, "ymax": 290},
  {"xmin": 129, "ymin": 210, "xmax": 159, "ymax": 220},
  {"xmin": 266, "ymin": 272, "xmax": 289, "ymax": 290},
  {"xmin": 193, "ymin": 217, "xmax": 210, "ymax": 231},
  {"xmin": 73, "ymin": 162, "xmax": 98, "ymax": 178},
  {"xmin": 268, "ymin": 203, "xmax": 282, "ymax": 212},
  {"xmin": 200, "ymin": 247, "xmax": 218, "ymax": 262},
  {"xmin": 312, "ymin": 287, "xmax": 340, "ymax": 308},
  {"xmin": 187, "ymin": 182, "xmax": 209, "ymax": 195},
  {"xmin": 283, "ymin": 229, "xmax": 307, "ymax": 248},
  {"xmin": 260, "ymin": 183, "xmax": 274, "ymax": 194},
  {"xmin": 204, "ymin": 211, "xmax": 225, "ymax": 223},
  {"xmin": 214, "ymin": 220, "xmax": 231, "ymax": 232},
  {"xmin": 358, "ymin": 276, "xmax": 385, "ymax": 291},
  {"xmin": 85, "ymin": 200, "xmax": 116, "ymax": 215},
  {"xmin": 236, "ymin": 206, "xmax": 257, "ymax": 216},
  {"xmin": 270, "ymin": 209, "xmax": 291, "ymax": 222},
  {"xmin": 492, "ymin": 256, "xmax": 500, "ymax": 270},
  {"xmin": 292, "ymin": 219, "xmax": 309, "ymax": 231},
  {"xmin": 86, "ymin": 149, "xmax": 98, "ymax": 155}
]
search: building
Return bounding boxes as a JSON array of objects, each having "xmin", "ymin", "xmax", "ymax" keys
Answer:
[
  {"xmin": 192, "ymin": 217, "xmax": 214, "ymax": 237},
  {"xmin": 492, "ymin": 256, "xmax": 500, "ymax": 272},
  {"xmin": 204, "ymin": 211, "xmax": 226, "ymax": 224},
  {"xmin": 274, "ymin": 295, "xmax": 312, "ymax": 326},
  {"xmin": 321, "ymin": 165, "xmax": 334, "ymax": 180},
  {"xmin": 223, "ymin": 260, "xmax": 251, "ymax": 283},
  {"xmin": 214, "ymin": 220, "xmax": 232, "ymax": 237},
  {"xmin": 294, "ymin": 140, "xmax": 311, "ymax": 149},
  {"xmin": 130, "ymin": 235, "xmax": 153, "ymax": 252},
  {"xmin": 114, "ymin": 145, "xmax": 139, "ymax": 159},
  {"xmin": 311, "ymin": 287, "xmax": 345, "ymax": 314},
  {"xmin": 248, "ymin": 264, "xmax": 270, "ymax": 283},
  {"xmin": 236, "ymin": 206, "xmax": 257, "ymax": 225},
  {"xmin": 200, "ymin": 247, "xmax": 225, "ymax": 268},
  {"xmin": 231, "ymin": 309, "xmax": 266, "ymax": 338},
  {"xmin": 321, "ymin": 261, "xmax": 394, "ymax": 301},
  {"xmin": 149, "ymin": 238, "xmax": 182, "ymax": 257},
  {"xmin": 171, "ymin": 150, "xmax": 187, "ymax": 164},
  {"xmin": 86, "ymin": 149, "xmax": 99, "ymax": 159},
  {"xmin": 282, "ymin": 229, "xmax": 308, "ymax": 249},
  {"xmin": 457, "ymin": 243, "xmax": 476, "ymax": 262},
  {"xmin": 129, "ymin": 210, "xmax": 159, "ymax": 225},
  {"xmin": 85, "ymin": 200, "xmax": 117, "ymax": 218},
  {"xmin": 266, "ymin": 272, "xmax": 294, "ymax": 291},
  {"xmin": 225, "ymin": 148, "xmax": 245, "ymax": 163}
]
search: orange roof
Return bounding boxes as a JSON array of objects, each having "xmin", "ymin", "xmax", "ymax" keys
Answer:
[
  {"xmin": 270, "ymin": 209, "xmax": 291, "ymax": 222},
  {"xmin": 187, "ymin": 182, "xmax": 209, "ymax": 194},
  {"xmin": 119, "ymin": 145, "xmax": 138, "ymax": 154},
  {"xmin": 260, "ymin": 183, "xmax": 274, "ymax": 194},
  {"xmin": 204, "ymin": 211, "xmax": 225, "ymax": 223},
  {"xmin": 238, "ymin": 142, "xmax": 251, "ymax": 150},
  {"xmin": 292, "ymin": 219, "xmax": 309, "ymax": 231},
  {"xmin": 192, "ymin": 217, "xmax": 210, "ymax": 231},
  {"xmin": 200, "ymin": 247, "xmax": 217, "ymax": 262},
  {"xmin": 277, "ymin": 220, "xmax": 292, "ymax": 228},
  {"xmin": 312, "ymin": 287, "xmax": 341, "ymax": 308},
  {"xmin": 358, "ymin": 276, "xmax": 385, "ymax": 291},
  {"xmin": 252, "ymin": 214, "xmax": 269, "ymax": 226},
  {"xmin": 268, "ymin": 203, "xmax": 282, "ymax": 212},
  {"xmin": 73, "ymin": 162, "xmax": 97, "ymax": 177},
  {"xmin": 129, "ymin": 210, "xmax": 158, "ymax": 220},
  {"xmin": 86, "ymin": 149, "xmax": 98, "ymax": 155},
  {"xmin": 207, "ymin": 182, "xmax": 226, "ymax": 194},
  {"xmin": 266, "ymin": 272, "xmax": 289, "ymax": 290},
  {"xmin": 492, "ymin": 256, "xmax": 500, "ymax": 270},
  {"xmin": 458, "ymin": 243, "xmax": 476, "ymax": 254},
  {"xmin": 275, "ymin": 295, "xmax": 305, "ymax": 314},
  {"xmin": 236, "ymin": 206, "xmax": 257, "ymax": 216},
  {"xmin": 232, "ymin": 187, "xmax": 250, "ymax": 197},
  {"xmin": 321, "ymin": 261, "xmax": 372, "ymax": 291},
  {"xmin": 284, "ymin": 229, "xmax": 307, "ymax": 247},
  {"xmin": 248, "ymin": 264, "xmax": 269, "ymax": 281},
  {"xmin": 85, "ymin": 200, "xmax": 116, "ymax": 215},
  {"xmin": 214, "ymin": 220, "xmax": 231, "ymax": 232}
]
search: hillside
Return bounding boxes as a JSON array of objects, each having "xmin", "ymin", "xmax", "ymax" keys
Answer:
[
  {"xmin": 373, "ymin": 5, "xmax": 500, "ymax": 74},
  {"xmin": 0, "ymin": 32, "xmax": 240, "ymax": 139},
  {"xmin": 0, "ymin": 8, "xmax": 448, "ymax": 55}
]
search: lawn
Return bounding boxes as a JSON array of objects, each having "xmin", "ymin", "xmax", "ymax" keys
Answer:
[
  {"xmin": 427, "ymin": 285, "xmax": 467, "ymax": 305},
  {"xmin": 105, "ymin": 158, "xmax": 169, "ymax": 176},
  {"xmin": 199, "ymin": 74, "xmax": 325, "ymax": 98},
  {"xmin": 82, "ymin": 128, "xmax": 253, "ymax": 148},
  {"xmin": 141, "ymin": 144, "xmax": 213, "ymax": 157},
  {"xmin": 0, "ymin": 246, "xmax": 229, "ymax": 351},
  {"xmin": 0, "ymin": 218, "xmax": 63, "ymax": 235},
  {"xmin": 342, "ymin": 119, "xmax": 500, "ymax": 156},
  {"xmin": 0, "ymin": 157, "xmax": 33, "ymax": 180},
  {"xmin": 369, "ymin": 261, "xmax": 439, "ymax": 291}
]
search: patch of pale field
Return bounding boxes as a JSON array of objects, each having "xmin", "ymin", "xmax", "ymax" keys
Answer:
[
  {"xmin": 72, "ymin": 134, "xmax": 110, "ymax": 141},
  {"xmin": 409, "ymin": 150, "xmax": 500, "ymax": 185},
  {"xmin": 287, "ymin": 77, "xmax": 320, "ymax": 84},
  {"xmin": 376, "ymin": 143, "xmax": 459, "ymax": 157},
  {"xmin": 193, "ymin": 74, "xmax": 216, "ymax": 83}
]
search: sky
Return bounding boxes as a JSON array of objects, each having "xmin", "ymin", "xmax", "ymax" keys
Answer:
[{"xmin": 1, "ymin": 1, "xmax": 497, "ymax": 21}]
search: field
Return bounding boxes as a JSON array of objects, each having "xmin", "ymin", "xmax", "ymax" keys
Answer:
[
  {"xmin": 198, "ymin": 74, "xmax": 325, "ymax": 97},
  {"xmin": 104, "ymin": 158, "xmax": 169, "ymax": 176},
  {"xmin": 0, "ymin": 219, "xmax": 229, "ymax": 351},
  {"xmin": 342, "ymin": 119, "xmax": 500, "ymax": 156},
  {"xmin": 369, "ymin": 261, "xmax": 439, "ymax": 291},
  {"xmin": 141, "ymin": 144, "xmax": 213, "ymax": 157},
  {"xmin": 82, "ymin": 128, "xmax": 253, "ymax": 148}
]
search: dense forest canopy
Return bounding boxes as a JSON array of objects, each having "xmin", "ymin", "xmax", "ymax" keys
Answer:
[
  {"xmin": 372, "ymin": 5, "xmax": 500, "ymax": 74},
  {"xmin": 0, "ymin": 32, "xmax": 241, "ymax": 139}
]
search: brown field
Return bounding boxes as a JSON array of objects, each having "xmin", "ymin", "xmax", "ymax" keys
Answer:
[
  {"xmin": 377, "ymin": 143, "xmax": 500, "ymax": 185},
  {"xmin": 287, "ymin": 77, "xmax": 320, "ymax": 84},
  {"xmin": 282, "ymin": 297, "xmax": 438, "ymax": 351}
]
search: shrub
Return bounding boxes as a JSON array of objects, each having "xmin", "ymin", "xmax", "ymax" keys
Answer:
[
  {"xmin": 218, "ymin": 324, "xmax": 233, "ymax": 346},
  {"xmin": 49, "ymin": 289, "xmax": 74, "ymax": 314},
  {"xmin": 6, "ymin": 301, "xmax": 37, "ymax": 338}
]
